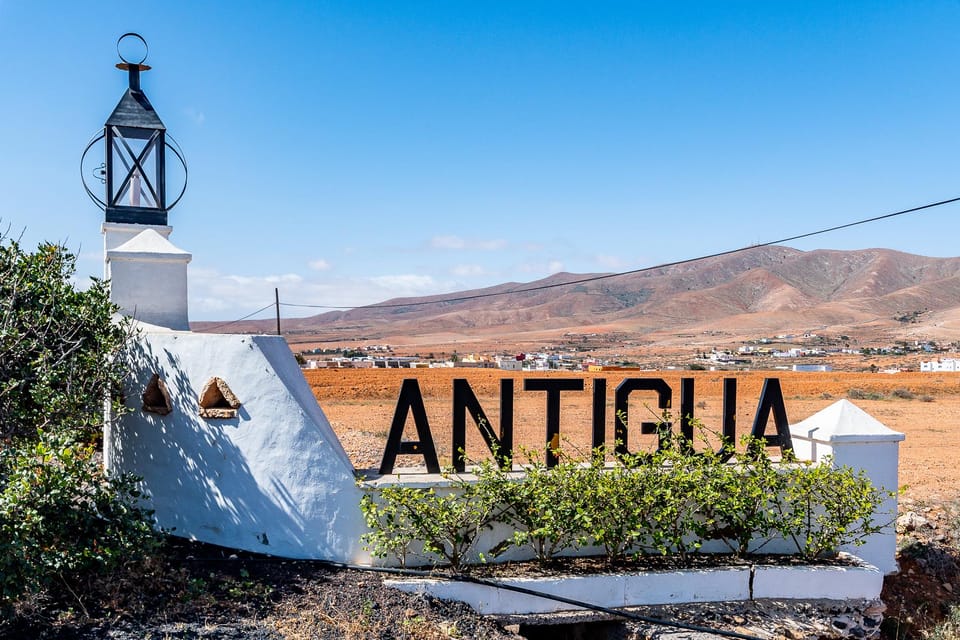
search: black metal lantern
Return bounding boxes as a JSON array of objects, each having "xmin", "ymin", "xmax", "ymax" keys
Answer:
[{"xmin": 82, "ymin": 33, "xmax": 186, "ymax": 225}]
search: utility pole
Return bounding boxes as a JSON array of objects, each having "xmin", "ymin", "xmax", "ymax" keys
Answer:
[{"xmin": 275, "ymin": 288, "xmax": 281, "ymax": 336}]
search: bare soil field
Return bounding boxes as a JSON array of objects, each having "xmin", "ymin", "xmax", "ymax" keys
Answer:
[{"xmin": 307, "ymin": 368, "xmax": 960, "ymax": 501}]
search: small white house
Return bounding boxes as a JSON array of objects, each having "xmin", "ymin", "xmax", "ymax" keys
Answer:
[
  {"xmin": 920, "ymin": 358, "xmax": 960, "ymax": 372},
  {"xmin": 497, "ymin": 357, "xmax": 523, "ymax": 371}
]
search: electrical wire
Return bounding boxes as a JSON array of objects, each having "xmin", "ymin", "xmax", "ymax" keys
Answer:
[
  {"xmin": 192, "ymin": 303, "xmax": 275, "ymax": 333},
  {"xmin": 191, "ymin": 194, "xmax": 960, "ymax": 329},
  {"xmin": 278, "ymin": 194, "xmax": 960, "ymax": 311},
  {"xmin": 169, "ymin": 196, "xmax": 914, "ymax": 638}
]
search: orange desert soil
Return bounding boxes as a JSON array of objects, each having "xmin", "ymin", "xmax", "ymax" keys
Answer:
[{"xmin": 306, "ymin": 368, "xmax": 960, "ymax": 503}]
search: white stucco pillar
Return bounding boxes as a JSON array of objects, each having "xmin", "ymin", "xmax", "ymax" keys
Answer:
[
  {"xmin": 106, "ymin": 228, "xmax": 192, "ymax": 331},
  {"xmin": 790, "ymin": 399, "xmax": 905, "ymax": 574},
  {"xmin": 102, "ymin": 222, "xmax": 173, "ymax": 277},
  {"xmin": 102, "ymin": 221, "xmax": 173, "ymax": 252}
]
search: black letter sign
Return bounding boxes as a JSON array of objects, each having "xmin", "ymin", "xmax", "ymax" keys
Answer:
[
  {"xmin": 614, "ymin": 378, "xmax": 672, "ymax": 457},
  {"xmin": 452, "ymin": 378, "xmax": 514, "ymax": 471},
  {"xmin": 524, "ymin": 378, "xmax": 584, "ymax": 467},
  {"xmin": 749, "ymin": 378, "xmax": 794, "ymax": 456},
  {"xmin": 379, "ymin": 379, "xmax": 441, "ymax": 474}
]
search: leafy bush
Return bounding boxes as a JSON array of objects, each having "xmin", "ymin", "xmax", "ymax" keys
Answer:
[
  {"xmin": 360, "ymin": 481, "xmax": 499, "ymax": 570},
  {"xmin": 581, "ymin": 451, "xmax": 660, "ymax": 560},
  {"xmin": 893, "ymin": 388, "xmax": 916, "ymax": 400},
  {"xmin": 696, "ymin": 439, "xmax": 785, "ymax": 556},
  {"xmin": 637, "ymin": 446, "xmax": 710, "ymax": 560},
  {"xmin": 772, "ymin": 456, "xmax": 891, "ymax": 559},
  {"xmin": 0, "ymin": 234, "xmax": 156, "ymax": 610},
  {"xmin": 494, "ymin": 450, "xmax": 594, "ymax": 565},
  {"xmin": 0, "ymin": 432, "xmax": 157, "ymax": 607},
  {"xmin": 359, "ymin": 489, "xmax": 421, "ymax": 567},
  {"xmin": 361, "ymin": 432, "xmax": 892, "ymax": 568},
  {"xmin": 0, "ymin": 239, "xmax": 129, "ymax": 443}
]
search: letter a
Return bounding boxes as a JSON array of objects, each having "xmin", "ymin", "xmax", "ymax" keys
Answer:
[
  {"xmin": 379, "ymin": 379, "xmax": 441, "ymax": 474},
  {"xmin": 749, "ymin": 378, "xmax": 794, "ymax": 456}
]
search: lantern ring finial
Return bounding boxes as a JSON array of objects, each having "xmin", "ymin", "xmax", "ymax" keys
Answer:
[{"xmin": 117, "ymin": 32, "xmax": 148, "ymax": 65}]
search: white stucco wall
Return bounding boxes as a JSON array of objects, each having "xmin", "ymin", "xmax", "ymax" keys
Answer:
[
  {"xmin": 103, "ymin": 222, "xmax": 173, "ymax": 253},
  {"xmin": 790, "ymin": 399, "xmax": 904, "ymax": 575},
  {"xmin": 106, "ymin": 229, "xmax": 191, "ymax": 331},
  {"xmin": 108, "ymin": 328, "xmax": 368, "ymax": 562}
]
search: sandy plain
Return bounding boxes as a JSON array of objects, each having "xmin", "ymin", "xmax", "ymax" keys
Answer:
[{"xmin": 306, "ymin": 368, "xmax": 960, "ymax": 503}]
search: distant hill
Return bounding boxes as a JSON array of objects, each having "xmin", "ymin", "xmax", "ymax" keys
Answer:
[{"xmin": 191, "ymin": 246, "xmax": 960, "ymax": 350}]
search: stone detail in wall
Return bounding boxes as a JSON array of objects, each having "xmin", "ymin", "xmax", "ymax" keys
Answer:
[
  {"xmin": 198, "ymin": 376, "xmax": 241, "ymax": 419},
  {"xmin": 142, "ymin": 373, "xmax": 173, "ymax": 416}
]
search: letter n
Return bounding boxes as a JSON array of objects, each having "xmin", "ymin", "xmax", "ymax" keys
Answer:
[
  {"xmin": 378, "ymin": 379, "xmax": 441, "ymax": 474},
  {"xmin": 452, "ymin": 379, "xmax": 514, "ymax": 472}
]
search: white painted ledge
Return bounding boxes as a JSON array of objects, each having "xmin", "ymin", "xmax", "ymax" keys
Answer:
[
  {"xmin": 752, "ymin": 559, "xmax": 883, "ymax": 600},
  {"xmin": 385, "ymin": 555, "xmax": 881, "ymax": 615}
]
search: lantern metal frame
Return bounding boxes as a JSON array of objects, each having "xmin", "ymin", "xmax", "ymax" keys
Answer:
[{"xmin": 80, "ymin": 33, "xmax": 187, "ymax": 225}]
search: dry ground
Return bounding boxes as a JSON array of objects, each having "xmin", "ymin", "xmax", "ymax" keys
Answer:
[
  {"xmin": 8, "ymin": 369, "xmax": 960, "ymax": 639},
  {"xmin": 307, "ymin": 368, "xmax": 960, "ymax": 501},
  {"xmin": 306, "ymin": 367, "xmax": 960, "ymax": 636}
]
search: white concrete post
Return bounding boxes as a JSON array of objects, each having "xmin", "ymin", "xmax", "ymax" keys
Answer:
[
  {"xmin": 105, "ymin": 229, "xmax": 192, "ymax": 331},
  {"xmin": 102, "ymin": 222, "xmax": 173, "ymax": 274},
  {"xmin": 790, "ymin": 399, "xmax": 905, "ymax": 574}
]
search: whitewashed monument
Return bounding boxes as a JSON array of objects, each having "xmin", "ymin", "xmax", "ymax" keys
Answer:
[{"xmin": 86, "ymin": 36, "xmax": 903, "ymax": 581}]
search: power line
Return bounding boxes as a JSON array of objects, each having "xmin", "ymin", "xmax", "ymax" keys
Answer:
[
  {"xmin": 192, "ymin": 303, "xmax": 276, "ymax": 333},
  {"xmin": 278, "ymin": 195, "xmax": 960, "ymax": 311}
]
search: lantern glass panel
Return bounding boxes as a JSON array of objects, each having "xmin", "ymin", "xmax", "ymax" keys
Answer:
[{"xmin": 109, "ymin": 128, "xmax": 164, "ymax": 210}]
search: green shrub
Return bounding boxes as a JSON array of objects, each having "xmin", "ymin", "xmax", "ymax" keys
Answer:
[
  {"xmin": 0, "ymin": 234, "xmax": 155, "ymax": 610},
  {"xmin": 639, "ymin": 446, "xmax": 710, "ymax": 560},
  {"xmin": 360, "ymin": 480, "xmax": 499, "ymax": 570},
  {"xmin": 0, "ymin": 239, "xmax": 130, "ymax": 443},
  {"xmin": 495, "ymin": 450, "xmax": 593, "ymax": 565},
  {"xmin": 582, "ymin": 451, "xmax": 660, "ymax": 560},
  {"xmin": 361, "ymin": 438, "xmax": 891, "ymax": 568},
  {"xmin": 772, "ymin": 456, "xmax": 891, "ymax": 559},
  {"xmin": 359, "ymin": 489, "xmax": 420, "ymax": 567},
  {"xmin": 0, "ymin": 431, "xmax": 156, "ymax": 606},
  {"xmin": 695, "ymin": 438, "xmax": 785, "ymax": 557}
]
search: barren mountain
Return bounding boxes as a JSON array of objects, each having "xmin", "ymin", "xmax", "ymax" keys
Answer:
[{"xmin": 193, "ymin": 246, "xmax": 960, "ymax": 352}]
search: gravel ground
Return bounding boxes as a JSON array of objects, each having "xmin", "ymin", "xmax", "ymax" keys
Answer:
[
  {"xmin": 0, "ymin": 541, "xmax": 521, "ymax": 640},
  {"xmin": 7, "ymin": 512, "xmax": 960, "ymax": 640},
  {"xmin": 1, "ymin": 537, "xmax": 897, "ymax": 640}
]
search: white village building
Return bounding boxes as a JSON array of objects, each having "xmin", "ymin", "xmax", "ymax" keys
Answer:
[{"xmin": 920, "ymin": 358, "xmax": 960, "ymax": 372}]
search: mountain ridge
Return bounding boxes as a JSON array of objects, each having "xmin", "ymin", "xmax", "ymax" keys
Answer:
[{"xmin": 192, "ymin": 246, "xmax": 960, "ymax": 350}]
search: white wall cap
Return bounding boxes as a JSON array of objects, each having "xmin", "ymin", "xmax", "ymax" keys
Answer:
[
  {"xmin": 102, "ymin": 222, "xmax": 173, "ymax": 237},
  {"xmin": 790, "ymin": 399, "xmax": 905, "ymax": 444},
  {"xmin": 128, "ymin": 317, "xmax": 190, "ymax": 334},
  {"xmin": 107, "ymin": 229, "xmax": 192, "ymax": 262}
]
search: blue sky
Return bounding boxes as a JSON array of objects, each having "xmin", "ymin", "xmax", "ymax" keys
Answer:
[{"xmin": 2, "ymin": 2, "xmax": 960, "ymax": 321}]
